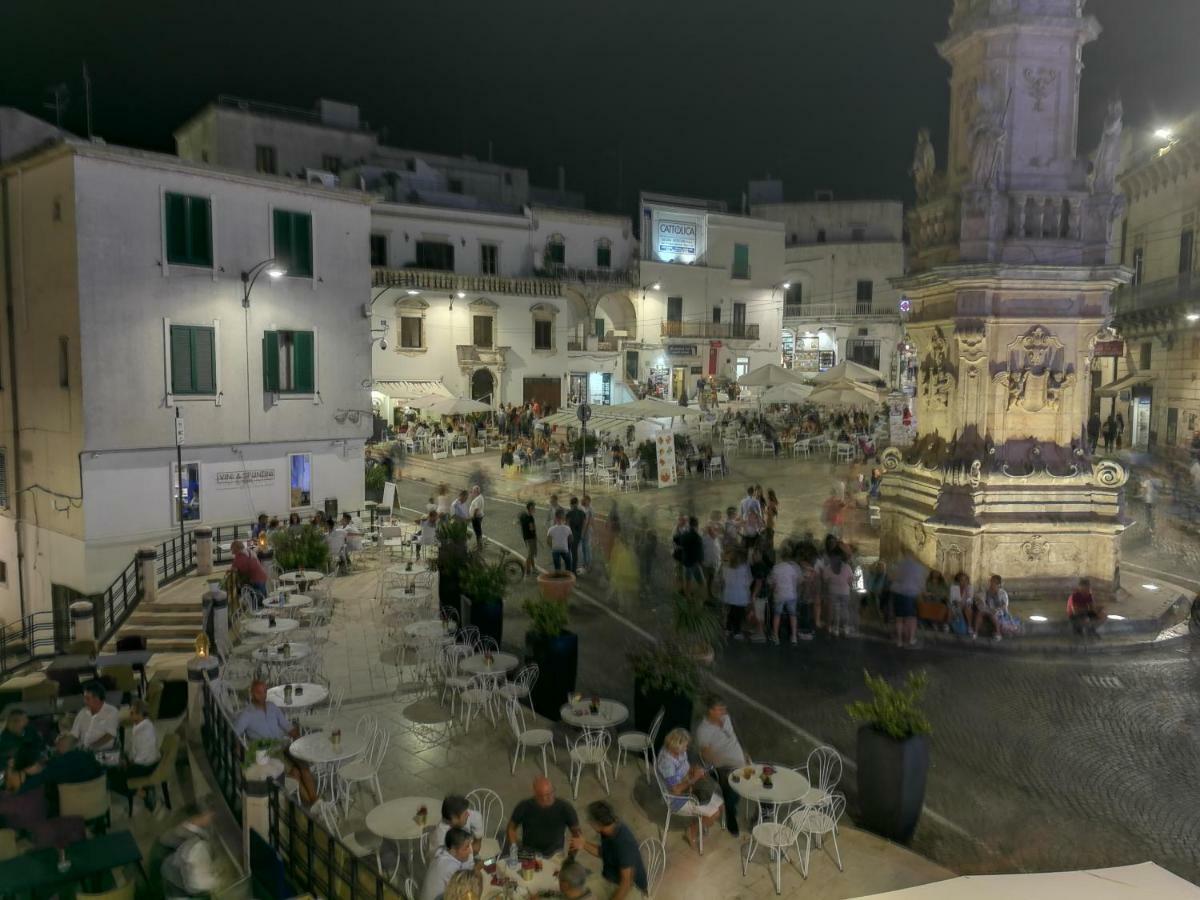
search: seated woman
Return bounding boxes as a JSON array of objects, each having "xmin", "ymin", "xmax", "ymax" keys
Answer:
[
  {"xmin": 500, "ymin": 443, "xmax": 515, "ymax": 469},
  {"xmin": 1067, "ymin": 578, "xmax": 1105, "ymax": 636},
  {"xmin": 919, "ymin": 570, "xmax": 951, "ymax": 630},
  {"xmin": 655, "ymin": 728, "xmax": 723, "ymax": 850}
]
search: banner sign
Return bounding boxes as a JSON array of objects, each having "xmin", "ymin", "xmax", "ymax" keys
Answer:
[
  {"xmin": 656, "ymin": 218, "xmax": 698, "ymax": 258},
  {"xmin": 1093, "ymin": 340, "xmax": 1125, "ymax": 358},
  {"xmin": 214, "ymin": 469, "xmax": 275, "ymax": 490},
  {"xmin": 655, "ymin": 432, "xmax": 678, "ymax": 489}
]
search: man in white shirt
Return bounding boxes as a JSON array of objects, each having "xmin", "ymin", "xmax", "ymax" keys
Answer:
[
  {"xmin": 419, "ymin": 827, "xmax": 478, "ymax": 900},
  {"xmin": 739, "ymin": 487, "xmax": 762, "ymax": 547},
  {"xmin": 430, "ymin": 795, "xmax": 485, "ymax": 862},
  {"xmin": 695, "ymin": 696, "xmax": 750, "ymax": 837},
  {"xmin": 71, "ymin": 680, "xmax": 121, "ymax": 750},
  {"xmin": 468, "ymin": 486, "xmax": 486, "ymax": 552},
  {"xmin": 451, "ymin": 490, "xmax": 470, "ymax": 522},
  {"xmin": 547, "ymin": 511, "xmax": 573, "ymax": 573},
  {"xmin": 769, "ymin": 557, "xmax": 801, "ymax": 645},
  {"xmin": 113, "ymin": 698, "xmax": 161, "ymax": 809}
]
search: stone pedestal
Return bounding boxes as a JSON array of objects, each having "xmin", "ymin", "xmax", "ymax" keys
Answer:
[
  {"xmin": 138, "ymin": 547, "xmax": 158, "ymax": 604},
  {"xmin": 202, "ymin": 587, "xmax": 229, "ymax": 657},
  {"xmin": 70, "ymin": 600, "xmax": 95, "ymax": 643},
  {"xmin": 186, "ymin": 655, "xmax": 220, "ymax": 738},
  {"xmin": 195, "ymin": 527, "xmax": 214, "ymax": 576}
]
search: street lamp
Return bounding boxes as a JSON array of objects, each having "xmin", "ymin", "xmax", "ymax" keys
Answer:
[{"xmin": 241, "ymin": 258, "xmax": 286, "ymax": 308}]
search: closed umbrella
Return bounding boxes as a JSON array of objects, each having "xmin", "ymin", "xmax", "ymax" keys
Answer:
[
  {"xmin": 737, "ymin": 364, "xmax": 807, "ymax": 387},
  {"xmin": 759, "ymin": 382, "xmax": 814, "ymax": 405},
  {"xmin": 812, "ymin": 360, "xmax": 886, "ymax": 385}
]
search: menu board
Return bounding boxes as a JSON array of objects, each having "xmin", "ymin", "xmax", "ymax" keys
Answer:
[{"xmin": 655, "ymin": 432, "xmax": 677, "ymax": 489}]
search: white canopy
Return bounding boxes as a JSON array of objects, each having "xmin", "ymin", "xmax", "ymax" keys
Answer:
[
  {"xmin": 423, "ymin": 396, "xmax": 492, "ymax": 416},
  {"xmin": 852, "ymin": 862, "xmax": 1199, "ymax": 900},
  {"xmin": 813, "ymin": 360, "xmax": 886, "ymax": 385},
  {"xmin": 807, "ymin": 379, "xmax": 883, "ymax": 408},
  {"xmin": 759, "ymin": 382, "xmax": 814, "ymax": 405},
  {"xmin": 737, "ymin": 364, "xmax": 808, "ymax": 387}
]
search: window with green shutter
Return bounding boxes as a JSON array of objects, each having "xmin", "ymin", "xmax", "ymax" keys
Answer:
[
  {"xmin": 273, "ymin": 209, "xmax": 313, "ymax": 278},
  {"xmin": 732, "ymin": 243, "xmax": 750, "ymax": 279},
  {"xmin": 169, "ymin": 325, "xmax": 216, "ymax": 395},
  {"xmin": 262, "ymin": 329, "xmax": 315, "ymax": 394},
  {"xmin": 164, "ymin": 193, "xmax": 212, "ymax": 267}
]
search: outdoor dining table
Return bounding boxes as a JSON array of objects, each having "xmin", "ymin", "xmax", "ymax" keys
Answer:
[
  {"xmin": 255, "ymin": 594, "xmax": 314, "ymax": 615},
  {"xmin": 559, "ymin": 698, "xmax": 629, "ymax": 731},
  {"xmin": 244, "ymin": 617, "xmax": 299, "ymax": 636},
  {"xmin": 728, "ymin": 763, "xmax": 811, "ymax": 824},
  {"xmin": 459, "ymin": 651, "xmax": 520, "ymax": 677},
  {"xmin": 252, "ymin": 641, "xmax": 313, "ymax": 663},
  {"xmin": 365, "ymin": 795, "xmax": 441, "ymax": 879},
  {"xmin": 288, "ymin": 727, "xmax": 367, "ymax": 766},
  {"xmin": 267, "ymin": 682, "xmax": 329, "ymax": 710},
  {"xmin": 279, "ymin": 570, "xmax": 325, "ymax": 585},
  {"xmin": 404, "ymin": 619, "xmax": 454, "ymax": 640},
  {"xmin": 0, "ymin": 829, "xmax": 144, "ymax": 896}
]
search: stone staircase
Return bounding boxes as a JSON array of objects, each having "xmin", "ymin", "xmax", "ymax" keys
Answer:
[{"xmin": 104, "ymin": 577, "xmax": 207, "ymax": 653}]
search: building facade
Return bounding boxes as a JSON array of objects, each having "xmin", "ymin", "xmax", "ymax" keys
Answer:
[
  {"xmin": 1107, "ymin": 114, "xmax": 1200, "ymax": 454},
  {"xmin": 637, "ymin": 193, "xmax": 785, "ymax": 399},
  {"xmin": 751, "ymin": 198, "xmax": 907, "ymax": 385},
  {"xmin": 0, "ymin": 137, "xmax": 372, "ymax": 623}
]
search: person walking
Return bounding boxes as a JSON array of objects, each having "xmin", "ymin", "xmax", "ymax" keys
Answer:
[
  {"xmin": 1115, "ymin": 412, "xmax": 1125, "ymax": 449},
  {"xmin": 1086, "ymin": 412, "xmax": 1102, "ymax": 454},
  {"xmin": 889, "ymin": 553, "xmax": 927, "ymax": 649},
  {"xmin": 722, "ymin": 547, "xmax": 751, "ymax": 640},
  {"xmin": 1102, "ymin": 414, "xmax": 1117, "ymax": 453},
  {"xmin": 1142, "ymin": 474, "xmax": 1158, "ymax": 534},
  {"xmin": 468, "ymin": 485, "xmax": 485, "ymax": 551},
  {"xmin": 820, "ymin": 545, "xmax": 856, "ymax": 638},
  {"xmin": 518, "ymin": 501, "xmax": 538, "ymax": 575},
  {"xmin": 769, "ymin": 550, "xmax": 801, "ymax": 645},
  {"xmin": 565, "ymin": 497, "xmax": 587, "ymax": 574},
  {"xmin": 579, "ymin": 494, "xmax": 594, "ymax": 575}
]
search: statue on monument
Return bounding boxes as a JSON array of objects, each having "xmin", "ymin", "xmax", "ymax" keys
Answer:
[
  {"xmin": 968, "ymin": 75, "xmax": 1009, "ymax": 190},
  {"xmin": 911, "ymin": 128, "xmax": 937, "ymax": 201},
  {"xmin": 1089, "ymin": 97, "xmax": 1123, "ymax": 194}
]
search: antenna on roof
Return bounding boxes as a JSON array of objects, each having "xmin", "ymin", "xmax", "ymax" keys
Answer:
[
  {"xmin": 82, "ymin": 61, "xmax": 93, "ymax": 139},
  {"xmin": 44, "ymin": 83, "xmax": 69, "ymax": 130}
]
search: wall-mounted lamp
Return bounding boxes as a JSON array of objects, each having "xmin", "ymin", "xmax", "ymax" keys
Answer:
[{"xmin": 241, "ymin": 258, "xmax": 286, "ymax": 308}]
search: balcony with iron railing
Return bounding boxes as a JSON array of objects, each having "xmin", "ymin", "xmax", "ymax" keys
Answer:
[
  {"xmin": 1113, "ymin": 272, "xmax": 1200, "ymax": 320},
  {"xmin": 783, "ymin": 302, "xmax": 900, "ymax": 322},
  {"xmin": 374, "ymin": 267, "xmax": 563, "ymax": 298},
  {"xmin": 661, "ymin": 320, "xmax": 760, "ymax": 340}
]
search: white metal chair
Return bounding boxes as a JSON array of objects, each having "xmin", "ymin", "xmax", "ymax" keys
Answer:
[
  {"xmin": 615, "ymin": 707, "xmax": 664, "ymax": 780},
  {"xmin": 705, "ymin": 456, "xmax": 725, "ymax": 479},
  {"xmin": 742, "ymin": 806, "xmax": 806, "ymax": 894},
  {"xmin": 639, "ymin": 836, "xmax": 666, "ymax": 899},
  {"xmin": 315, "ymin": 799, "xmax": 383, "ymax": 873},
  {"xmin": 403, "ymin": 877, "xmax": 418, "ymax": 900},
  {"xmin": 653, "ymin": 758, "xmax": 710, "ymax": 855},
  {"xmin": 795, "ymin": 794, "xmax": 845, "ymax": 877},
  {"xmin": 337, "ymin": 727, "xmax": 389, "ymax": 813},
  {"xmin": 497, "ymin": 664, "xmax": 538, "ymax": 710},
  {"xmin": 459, "ymin": 673, "xmax": 497, "ymax": 731},
  {"xmin": 567, "ymin": 729, "xmax": 612, "ymax": 800},
  {"xmin": 466, "ymin": 787, "xmax": 505, "ymax": 861},
  {"xmin": 506, "ymin": 699, "xmax": 556, "ymax": 775},
  {"xmin": 801, "ymin": 746, "xmax": 843, "ymax": 810},
  {"xmin": 792, "ymin": 438, "xmax": 811, "ymax": 458}
]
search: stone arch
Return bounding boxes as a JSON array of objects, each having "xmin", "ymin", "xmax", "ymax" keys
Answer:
[{"xmin": 470, "ymin": 368, "xmax": 495, "ymax": 403}]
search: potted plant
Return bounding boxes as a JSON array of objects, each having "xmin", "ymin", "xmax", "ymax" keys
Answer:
[
  {"xmin": 672, "ymin": 594, "xmax": 723, "ymax": 664},
  {"xmin": 847, "ymin": 669, "xmax": 932, "ymax": 844},
  {"xmin": 628, "ymin": 640, "xmax": 700, "ymax": 750},
  {"xmin": 536, "ymin": 569, "xmax": 576, "ymax": 604},
  {"xmin": 244, "ymin": 738, "xmax": 280, "ymax": 769},
  {"xmin": 364, "ymin": 462, "xmax": 387, "ymax": 503},
  {"xmin": 462, "ymin": 557, "xmax": 507, "ymax": 646},
  {"xmin": 269, "ymin": 525, "xmax": 330, "ymax": 573},
  {"xmin": 435, "ymin": 517, "xmax": 472, "ymax": 620},
  {"xmin": 522, "ymin": 597, "xmax": 576, "ymax": 721}
]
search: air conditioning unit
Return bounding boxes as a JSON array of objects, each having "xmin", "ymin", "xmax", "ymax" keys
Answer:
[{"xmin": 304, "ymin": 168, "xmax": 340, "ymax": 188}]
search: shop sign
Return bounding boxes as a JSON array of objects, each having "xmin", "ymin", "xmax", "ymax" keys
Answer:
[
  {"xmin": 215, "ymin": 468, "xmax": 276, "ymax": 490},
  {"xmin": 1094, "ymin": 340, "xmax": 1125, "ymax": 358},
  {"xmin": 655, "ymin": 218, "xmax": 698, "ymax": 258},
  {"xmin": 666, "ymin": 344, "xmax": 697, "ymax": 356}
]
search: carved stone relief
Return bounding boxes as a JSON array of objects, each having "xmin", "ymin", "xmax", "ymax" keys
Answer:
[
  {"xmin": 1023, "ymin": 67, "xmax": 1058, "ymax": 112},
  {"xmin": 921, "ymin": 326, "xmax": 956, "ymax": 407},
  {"xmin": 992, "ymin": 326, "xmax": 1074, "ymax": 413}
]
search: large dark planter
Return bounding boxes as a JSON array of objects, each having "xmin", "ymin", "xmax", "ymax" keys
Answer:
[
  {"xmin": 468, "ymin": 595, "xmax": 504, "ymax": 647},
  {"xmin": 633, "ymin": 678, "xmax": 693, "ymax": 752},
  {"xmin": 856, "ymin": 725, "xmax": 929, "ymax": 844},
  {"xmin": 524, "ymin": 630, "xmax": 578, "ymax": 722}
]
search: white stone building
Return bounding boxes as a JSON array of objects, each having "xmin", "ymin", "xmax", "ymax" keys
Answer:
[
  {"xmin": 637, "ymin": 193, "xmax": 785, "ymax": 399},
  {"xmin": 0, "ymin": 133, "xmax": 372, "ymax": 623},
  {"xmin": 751, "ymin": 197, "xmax": 907, "ymax": 385}
]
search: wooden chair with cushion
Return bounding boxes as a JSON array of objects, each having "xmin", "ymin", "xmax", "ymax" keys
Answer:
[
  {"xmin": 21, "ymin": 679, "xmax": 59, "ymax": 703},
  {"xmin": 114, "ymin": 635, "xmax": 147, "ymax": 652},
  {"xmin": 144, "ymin": 679, "xmax": 165, "ymax": 720},
  {"xmin": 68, "ymin": 639, "xmax": 98, "ymax": 657},
  {"xmin": 127, "ymin": 732, "xmax": 179, "ymax": 815},
  {"xmin": 76, "ymin": 882, "xmax": 136, "ymax": 900},
  {"xmin": 101, "ymin": 665, "xmax": 138, "ymax": 702},
  {"xmin": 58, "ymin": 774, "xmax": 111, "ymax": 833}
]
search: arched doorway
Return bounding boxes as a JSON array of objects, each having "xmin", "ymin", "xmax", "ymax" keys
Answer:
[{"xmin": 470, "ymin": 368, "xmax": 495, "ymax": 403}]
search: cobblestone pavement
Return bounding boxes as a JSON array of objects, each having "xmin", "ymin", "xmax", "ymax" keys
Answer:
[{"xmin": 391, "ymin": 476, "xmax": 1200, "ymax": 884}]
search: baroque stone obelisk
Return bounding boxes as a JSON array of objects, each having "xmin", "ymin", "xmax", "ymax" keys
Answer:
[{"xmin": 881, "ymin": 0, "xmax": 1130, "ymax": 596}]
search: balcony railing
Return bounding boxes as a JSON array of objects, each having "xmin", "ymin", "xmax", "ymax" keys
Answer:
[
  {"xmin": 374, "ymin": 267, "xmax": 563, "ymax": 298},
  {"xmin": 540, "ymin": 263, "xmax": 638, "ymax": 286},
  {"xmin": 782, "ymin": 302, "xmax": 898, "ymax": 321},
  {"xmin": 1114, "ymin": 273, "xmax": 1200, "ymax": 318},
  {"xmin": 661, "ymin": 321, "xmax": 760, "ymax": 340}
]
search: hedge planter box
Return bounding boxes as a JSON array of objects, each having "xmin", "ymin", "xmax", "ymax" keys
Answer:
[
  {"xmin": 633, "ymin": 678, "xmax": 692, "ymax": 753},
  {"xmin": 525, "ymin": 630, "xmax": 578, "ymax": 721},
  {"xmin": 467, "ymin": 595, "xmax": 504, "ymax": 647},
  {"xmin": 537, "ymin": 572, "xmax": 575, "ymax": 604},
  {"xmin": 856, "ymin": 725, "xmax": 929, "ymax": 844}
]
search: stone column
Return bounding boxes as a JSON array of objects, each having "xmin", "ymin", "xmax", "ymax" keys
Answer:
[
  {"xmin": 70, "ymin": 600, "xmax": 95, "ymax": 645},
  {"xmin": 195, "ymin": 527, "xmax": 214, "ymax": 576},
  {"xmin": 138, "ymin": 547, "xmax": 158, "ymax": 604},
  {"xmin": 202, "ymin": 587, "xmax": 229, "ymax": 658},
  {"xmin": 241, "ymin": 761, "xmax": 284, "ymax": 869},
  {"xmin": 186, "ymin": 655, "xmax": 220, "ymax": 738}
]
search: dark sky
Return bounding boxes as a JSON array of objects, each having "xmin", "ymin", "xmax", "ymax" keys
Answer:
[{"xmin": 3, "ymin": 0, "xmax": 1198, "ymax": 215}]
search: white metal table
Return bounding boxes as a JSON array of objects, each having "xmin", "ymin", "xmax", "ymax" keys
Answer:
[
  {"xmin": 460, "ymin": 651, "xmax": 520, "ymax": 676},
  {"xmin": 252, "ymin": 641, "xmax": 312, "ymax": 663},
  {"xmin": 559, "ymin": 698, "xmax": 629, "ymax": 731},
  {"xmin": 244, "ymin": 617, "xmax": 299, "ymax": 636},
  {"xmin": 365, "ymin": 795, "xmax": 441, "ymax": 879},
  {"xmin": 287, "ymin": 728, "xmax": 367, "ymax": 765},
  {"xmin": 266, "ymin": 682, "xmax": 329, "ymax": 710}
]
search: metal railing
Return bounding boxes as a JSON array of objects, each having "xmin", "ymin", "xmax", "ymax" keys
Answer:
[
  {"xmin": 373, "ymin": 267, "xmax": 563, "ymax": 298},
  {"xmin": 0, "ymin": 613, "xmax": 56, "ymax": 676},
  {"xmin": 201, "ymin": 679, "xmax": 247, "ymax": 821},
  {"xmin": 1113, "ymin": 272, "xmax": 1200, "ymax": 317},
  {"xmin": 157, "ymin": 533, "xmax": 195, "ymax": 585},
  {"xmin": 661, "ymin": 321, "xmax": 760, "ymax": 340},
  {"xmin": 95, "ymin": 558, "xmax": 144, "ymax": 647},
  {"xmin": 782, "ymin": 302, "xmax": 898, "ymax": 321}
]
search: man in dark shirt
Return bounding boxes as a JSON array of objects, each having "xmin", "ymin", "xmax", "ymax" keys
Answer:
[
  {"xmin": 519, "ymin": 501, "xmax": 538, "ymax": 576},
  {"xmin": 43, "ymin": 733, "xmax": 103, "ymax": 787},
  {"xmin": 0, "ymin": 708, "xmax": 43, "ymax": 772},
  {"xmin": 679, "ymin": 516, "xmax": 705, "ymax": 599},
  {"xmin": 565, "ymin": 497, "xmax": 587, "ymax": 575},
  {"xmin": 505, "ymin": 775, "xmax": 580, "ymax": 856},
  {"xmin": 570, "ymin": 801, "xmax": 647, "ymax": 900}
]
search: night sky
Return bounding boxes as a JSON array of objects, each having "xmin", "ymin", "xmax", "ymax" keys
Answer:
[{"xmin": 3, "ymin": 0, "xmax": 1198, "ymax": 215}]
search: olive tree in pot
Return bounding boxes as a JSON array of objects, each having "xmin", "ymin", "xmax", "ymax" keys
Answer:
[
  {"xmin": 628, "ymin": 641, "xmax": 700, "ymax": 752},
  {"xmin": 522, "ymin": 597, "xmax": 576, "ymax": 722},
  {"xmin": 269, "ymin": 525, "xmax": 330, "ymax": 572},
  {"xmin": 436, "ymin": 517, "xmax": 472, "ymax": 621},
  {"xmin": 847, "ymin": 669, "xmax": 932, "ymax": 844},
  {"xmin": 672, "ymin": 594, "xmax": 723, "ymax": 665},
  {"xmin": 462, "ymin": 557, "xmax": 507, "ymax": 646}
]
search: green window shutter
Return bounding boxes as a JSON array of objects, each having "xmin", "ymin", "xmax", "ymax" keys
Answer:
[
  {"xmin": 165, "ymin": 194, "xmax": 187, "ymax": 264},
  {"xmin": 273, "ymin": 209, "xmax": 292, "ymax": 272},
  {"xmin": 293, "ymin": 330, "xmax": 315, "ymax": 393},
  {"xmin": 169, "ymin": 325, "xmax": 194, "ymax": 393},
  {"xmin": 188, "ymin": 197, "xmax": 212, "ymax": 266},
  {"xmin": 733, "ymin": 243, "xmax": 750, "ymax": 277},
  {"xmin": 193, "ymin": 326, "xmax": 216, "ymax": 393},
  {"xmin": 262, "ymin": 331, "xmax": 280, "ymax": 392},
  {"xmin": 292, "ymin": 213, "xmax": 312, "ymax": 277}
]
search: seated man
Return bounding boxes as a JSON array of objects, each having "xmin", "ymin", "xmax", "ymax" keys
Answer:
[
  {"xmin": 420, "ymin": 827, "xmax": 478, "ymax": 900},
  {"xmin": 1067, "ymin": 577, "xmax": 1105, "ymax": 636},
  {"xmin": 230, "ymin": 540, "xmax": 268, "ymax": 598},
  {"xmin": 431, "ymin": 794, "xmax": 484, "ymax": 861},
  {"xmin": 694, "ymin": 695, "xmax": 751, "ymax": 837},
  {"xmin": 70, "ymin": 680, "xmax": 120, "ymax": 751},
  {"xmin": 542, "ymin": 860, "xmax": 593, "ymax": 900},
  {"xmin": 505, "ymin": 775, "xmax": 580, "ymax": 857},
  {"xmin": 108, "ymin": 698, "xmax": 161, "ymax": 809},
  {"xmin": 0, "ymin": 707, "xmax": 43, "ymax": 773},
  {"xmin": 569, "ymin": 801, "xmax": 647, "ymax": 900},
  {"xmin": 233, "ymin": 680, "xmax": 317, "ymax": 806},
  {"xmin": 973, "ymin": 574, "xmax": 1010, "ymax": 641}
]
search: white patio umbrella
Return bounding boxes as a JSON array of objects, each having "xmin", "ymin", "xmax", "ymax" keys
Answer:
[
  {"xmin": 423, "ymin": 396, "xmax": 493, "ymax": 416},
  {"xmin": 812, "ymin": 359, "xmax": 886, "ymax": 385},
  {"xmin": 737, "ymin": 364, "xmax": 807, "ymax": 387},
  {"xmin": 759, "ymin": 382, "xmax": 814, "ymax": 405},
  {"xmin": 806, "ymin": 379, "xmax": 883, "ymax": 408}
]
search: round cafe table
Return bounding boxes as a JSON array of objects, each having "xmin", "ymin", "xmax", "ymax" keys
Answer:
[
  {"xmin": 244, "ymin": 617, "xmax": 299, "ymax": 636},
  {"xmin": 252, "ymin": 641, "xmax": 312, "ymax": 663},
  {"xmin": 255, "ymin": 594, "xmax": 314, "ymax": 615},
  {"xmin": 559, "ymin": 699, "xmax": 628, "ymax": 731},
  {"xmin": 404, "ymin": 620, "xmax": 454, "ymax": 640},
  {"xmin": 279, "ymin": 570, "xmax": 325, "ymax": 585},
  {"xmin": 266, "ymin": 682, "xmax": 329, "ymax": 710},
  {"xmin": 288, "ymin": 728, "xmax": 367, "ymax": 765},
  {"xmin": 366, "ymin": 795, "xmax": 441, "ymax": 879},
  {"xmin": 460, "ymin": 652, "xmax": 520, "ymax": 676},
  {"xmin": 728, "ymin": 763, "xmax": 811, "ymax": 824}
]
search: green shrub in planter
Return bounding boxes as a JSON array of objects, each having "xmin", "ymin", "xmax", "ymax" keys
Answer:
[
  {"xmin": 628, "ymin": 640, "xmax": 700, "ymax": 746},
  {"xmin": 523, "ymin": 597, "xmax": 568, "ymax": 638},
  {"xmin": 270, "ymin": 525, "xmax": 330, "ymax": 572},
  {"xmin": 523, "ymin": 597, "xmax": 577, "ymax": 721},
  {"xmin": 846, "ymin": 670, "xmax": 932, "ymax": 740},
  {"xmin": 365, "ymin": 463, "xmax": 387, "ymax": 501}
]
